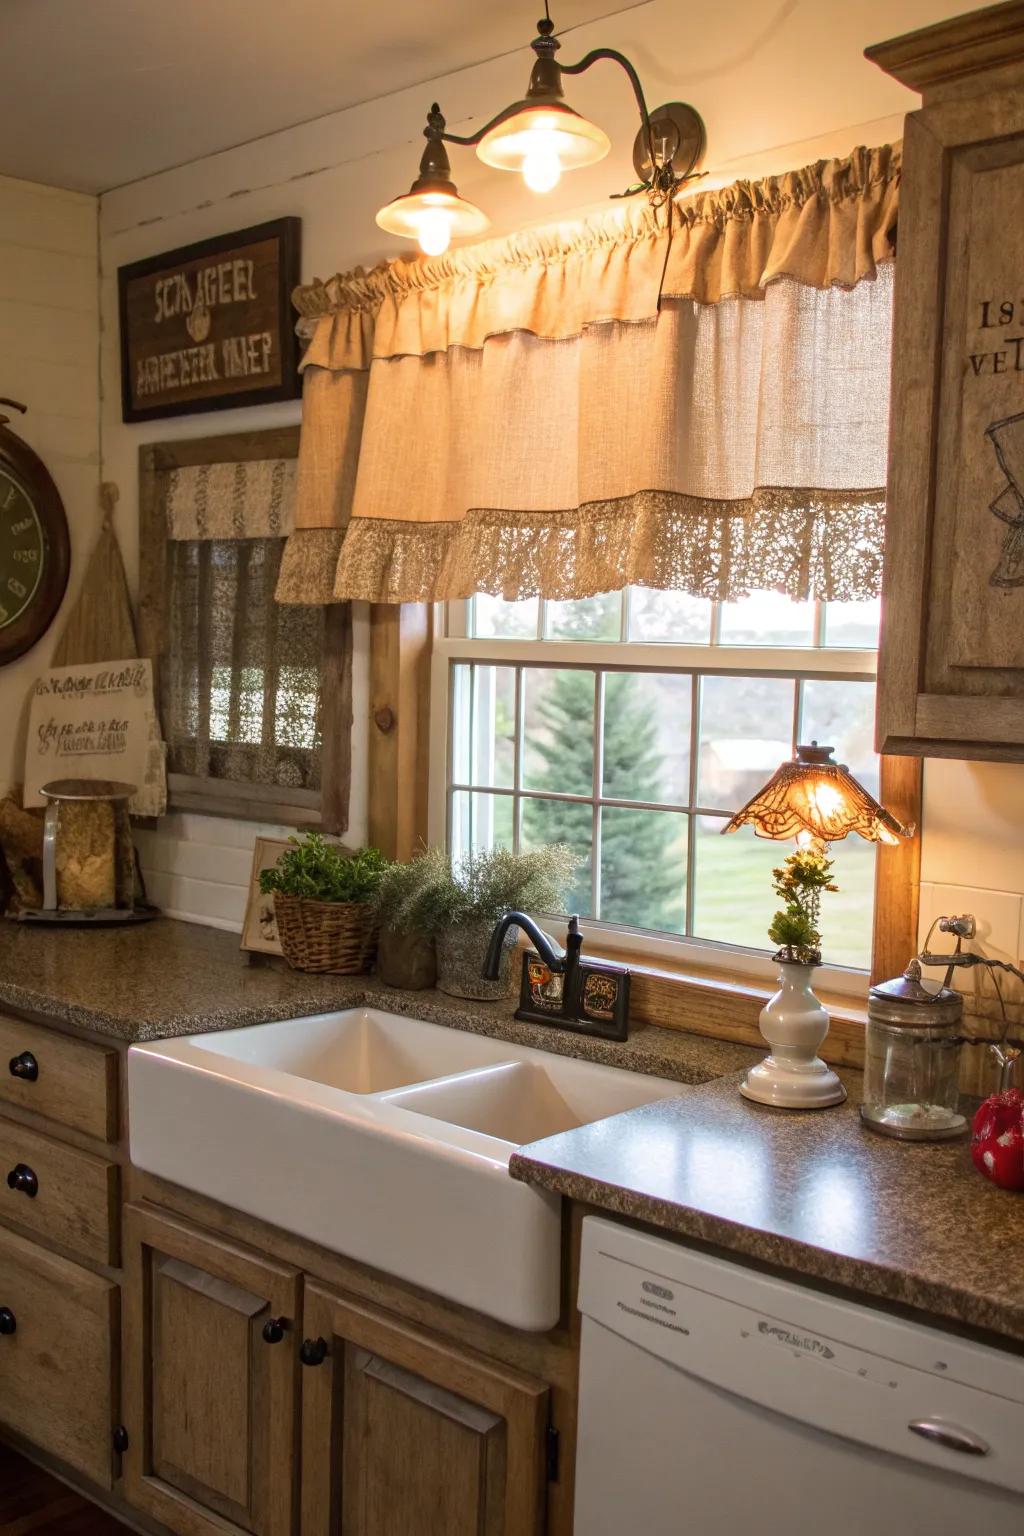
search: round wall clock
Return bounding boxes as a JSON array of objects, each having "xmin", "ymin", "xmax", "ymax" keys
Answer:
[{"xmin": 0, "ymin": 399, "xmax": 71, "ymax": 666}]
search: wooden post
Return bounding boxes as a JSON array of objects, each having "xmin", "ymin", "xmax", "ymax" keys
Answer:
[
  {"xmin": 871, "ymin": 753, "xmax": 924, "ymax": 984},
  {"xmin": 368, "ymin": 604, "xmax": 432, "ymax": 860}
]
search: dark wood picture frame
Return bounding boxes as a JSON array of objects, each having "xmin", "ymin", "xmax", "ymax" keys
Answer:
[
  {"xmin": 118, "ymin": 218, "xmax": 302, "ymax": 424},
  {"xmin": 137, "ymin": 426, "xmax": 352, "ymax": 834},
  {"xmin": 0, "ymin": 421, "xmax": 71, "ymax": 666}
]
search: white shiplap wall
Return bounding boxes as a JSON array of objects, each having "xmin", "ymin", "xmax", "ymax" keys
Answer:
[{"xmin": 0, "ymin": 174, "xmax": 100, "ymax": 794}]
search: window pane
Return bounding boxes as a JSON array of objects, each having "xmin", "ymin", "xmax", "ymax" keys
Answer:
[
  {"xmin": 545, "ymin": 593, "xmax": 621, "ymax": 641},
  {"xmin": 820, "ymin": 835, "xmax": 874, "ymax": 969},
  {"xmin": 824, "ymin": 598, "xmax": 881, "ymax": 649},
  {"xmin": 718, "ymin": 591, "xmax": 815, "ymax": 646},
  {"xmin": 450, "ymin": 789, "xmax": 514, "ymax": 860},
  {"xmin": 627, "ymin": 588, "xmax": 712, "ymax": 644},
  {"xmin": 599, "ymin": 808, "xmax": 687, "ymax": 933},
  {"xmin": 692, "ymin": 817, "xmax": 781, "ymax": 950},
  {"xmin": 450, "ymin": 664, "xmax": 471, "ymax": 784},
  {"xmin": 471, "ymin": 593, "xmax": 538, "ymax": 639},
  {"xmin": 471, "ymin": 666, "xmax": 516, "ymax": 788},
  {"xmin": 602, "ymin": 673, "xmax": 691, "ymax": 805},
  {"xmin": 800, "ymin": 678, "xmax": 878, "ymax": 798},
  {"xmin": 521, "ymin": 668, "xmax": 594, "ymax": 795},
  {"xmin": 521, "ymin": 797, "xmax": 593, "ymax": 917},
  {"xmin": 697, "ymin": 675, "xmax": 794, "ymax": 811}
]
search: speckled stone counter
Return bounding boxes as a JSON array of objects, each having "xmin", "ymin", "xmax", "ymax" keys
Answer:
[
  {"xmin": 511, "ymin": 1073, "xmax": 1024, "ymax": 1345},
  {"xmin": 0, "ymin": 915, "xmax": 760, "ymax": 1084}
]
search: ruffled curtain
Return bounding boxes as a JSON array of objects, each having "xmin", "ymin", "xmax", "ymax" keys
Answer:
[{"xmin": 277, "ymin": 143, "xmax": 899, "ymax": 607}]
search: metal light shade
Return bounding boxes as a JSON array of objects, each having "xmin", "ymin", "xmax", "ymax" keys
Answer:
[
  {"xmin": 375, "ymin": 185, "xmax": 490, "ymax": 247},
  {"xmin": 722, "ymin": 743, "xmax": 912, "ymax": 846},
  {"xmin": 476, "ymin": 103, "xmax": 611, "ymax": 174}
]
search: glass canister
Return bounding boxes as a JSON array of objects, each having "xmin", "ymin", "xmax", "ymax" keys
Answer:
[
  {"xmin": 40, "ymin": 779, "xmax": 137, "ymax": 913},
  {"xmin": 860, "ymin": 960, "xmax": 966, "ymax": 1140}
]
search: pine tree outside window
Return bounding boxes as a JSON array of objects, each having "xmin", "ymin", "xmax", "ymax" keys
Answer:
[{"xmin": 429, "ymin": 589, "xmax": 880, "ymax": 990}]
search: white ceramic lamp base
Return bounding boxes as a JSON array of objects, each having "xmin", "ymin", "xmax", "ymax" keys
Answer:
[{"xmin": 740, "ymin": 961, "xmax": 846, "ymax": 1110}]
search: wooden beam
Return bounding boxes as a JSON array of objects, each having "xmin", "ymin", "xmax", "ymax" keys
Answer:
[
  {"xmin": 368, "ymin": 604, "xmax": 431, "ymax": 859},
  {"xmin": 871, "ymin": 753, "xmax": 924, "ymax": 985}
]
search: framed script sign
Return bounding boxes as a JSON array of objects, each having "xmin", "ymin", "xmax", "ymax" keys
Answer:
[{"xmin": 117, "ymin": 218, "xmax": 301, "ymax": 423}]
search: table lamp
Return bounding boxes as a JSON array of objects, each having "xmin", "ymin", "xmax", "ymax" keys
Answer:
[{"xmin": 722, "ymin": 742, "xmax": 913, "ymax": 1110}]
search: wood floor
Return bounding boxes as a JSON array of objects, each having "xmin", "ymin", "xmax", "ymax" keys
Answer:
[{"xmin": 0, "ymin": 1444, "xmax": 135, "ymax": 1535}]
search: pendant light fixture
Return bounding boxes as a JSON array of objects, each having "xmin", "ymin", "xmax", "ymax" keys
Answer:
[{"xmin": 375, "ymin": 7, "xmax": 706, "ymax": 256}]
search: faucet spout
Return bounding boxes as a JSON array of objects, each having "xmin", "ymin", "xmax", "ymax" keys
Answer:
[{"xmin": 482, "ymin": 910, "xmax": 573, "ymax": 980}]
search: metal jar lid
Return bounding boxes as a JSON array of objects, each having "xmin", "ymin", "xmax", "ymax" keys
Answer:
[{"xmin": 868, "ymin": 959, "xmax": 962, "ymax": 1027}]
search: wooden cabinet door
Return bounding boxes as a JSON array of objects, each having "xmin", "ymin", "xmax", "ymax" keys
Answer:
[
  {"xmin": 0, "ymin": 1223, "xmax": 116, "ymax": 1488},
  {"xmin": 123, "ymin": 1204, "xmax": 300, "ymax": 1536},
  {"xmin": 868, "ymin": 10, "xmax": 1024, "ymax": 760},
  {"xmin": 301, "ymin": 1283, "xmax": 549, "ymax": 1536}
]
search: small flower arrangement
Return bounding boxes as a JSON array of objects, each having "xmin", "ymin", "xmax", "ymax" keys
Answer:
[{"xmin": 766, "ymin": 846, "xmax": 839, "ymax": 966}]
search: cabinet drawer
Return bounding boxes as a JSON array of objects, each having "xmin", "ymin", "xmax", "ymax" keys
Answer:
[
  {"xmin": 0, "ymin": 1015, "xmax": 118, "ymax": 1143},
  {"xmin": 0, "ymin": 1116, "xmax": 118, "ymax": 1266},
  {"xmin": 0, "ymin": 1223, "xmax": 116, "ymax": 1489}
]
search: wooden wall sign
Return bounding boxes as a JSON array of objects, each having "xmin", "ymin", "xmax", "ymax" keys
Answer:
[{"xmin": 118, "ymin": 218, "xmax": 301, "ymax": 423}]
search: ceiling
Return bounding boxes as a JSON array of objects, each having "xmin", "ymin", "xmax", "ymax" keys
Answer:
[
  {"xmin": 1, "ymin": 0, "xmax": 969, "ymax": 197},
  {"xmin": 0, "ymin": 0, "xmax": 623, "ymax": 193}
]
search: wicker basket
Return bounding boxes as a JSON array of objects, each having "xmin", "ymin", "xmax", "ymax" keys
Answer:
[{"xmin": 273, "ymin": 893, "xmax": 378, "ymax": 975}]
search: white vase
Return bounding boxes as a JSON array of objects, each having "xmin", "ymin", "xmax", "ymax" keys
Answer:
[{"xmin": 740, "ymin": 961, "xmax": 846, "ymax": 1109}]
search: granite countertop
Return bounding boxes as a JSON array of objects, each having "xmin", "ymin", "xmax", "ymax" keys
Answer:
[
  {"xmin": 0, "ymin": 915, "xmax": 759, "ymax": 1085},
  {"xmin": 6, "ymin": 915, "xmax": 1022, "ymax": 1349},
  {"xmin": 511, "ymin": 1073, "xmax": 1024, "ymax": 1346}
]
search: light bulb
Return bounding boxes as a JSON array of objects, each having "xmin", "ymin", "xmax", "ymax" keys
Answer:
[
  {"xmin": 417, "ymin": 208, "xmax": 453, "ymax": 256},
  {"xmin": 522, "ymin": 136, "xmax": 562, "ymax": 193}
]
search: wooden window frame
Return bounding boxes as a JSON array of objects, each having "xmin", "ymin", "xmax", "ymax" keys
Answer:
[{"xmin": 137, "ymin": 426, "xmax": 352, "ymax": 834}]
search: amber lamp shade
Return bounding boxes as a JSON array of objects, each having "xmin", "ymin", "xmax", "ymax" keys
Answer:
[
  {"xmin": 476, "ymin": 104, "xmax": 611, "ymax": 177},
  {"xmin": 722, "ymin": 743, "xmax": 912, "ymax": 847}
]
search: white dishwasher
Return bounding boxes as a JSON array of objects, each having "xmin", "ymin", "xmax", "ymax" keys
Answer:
[{"xmin": 575, "ymin": 1216, "xmax": 1024, "ymax": 1534}]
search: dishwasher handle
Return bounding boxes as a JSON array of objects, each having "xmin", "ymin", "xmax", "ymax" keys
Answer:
[{"xmin": 908, "ymin": 1419, "xmax": 991, "ymax": 1456}]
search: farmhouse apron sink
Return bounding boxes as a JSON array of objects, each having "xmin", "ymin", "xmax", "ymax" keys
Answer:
[{"xmin": 128, "ymin": 1007, "xmax": 683, "ymax": 1330}]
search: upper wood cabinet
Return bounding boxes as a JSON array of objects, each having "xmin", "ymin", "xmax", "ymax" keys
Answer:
[
  {"xmin": 300, "ymin": 1281, "xmax": 550, "ymax": 1536},
  {"xmin": 869, "ymin": 4, "xmax": 1024, "ymax": 761},
  {"xmin": 122, "ymin": 1205, "xmax": 301, "ymax": 1536}
]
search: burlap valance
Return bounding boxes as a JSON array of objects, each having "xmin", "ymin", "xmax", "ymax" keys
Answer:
[
  {"xmin": 294, "ymin": 143, "xmax": 900, "ymax": 368},
  {"xmin": 165, "ymin": 459, "xmax": 296, "ymax": 540},
  {"xmin": 278, "ymin": 144, "xmax": 898, "ymax": 607}
]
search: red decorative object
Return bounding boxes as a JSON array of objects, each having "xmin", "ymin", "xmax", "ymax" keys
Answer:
[{"xmin": 971, "ymin": 1089, "xmax": 1024, "ymax": 1191}]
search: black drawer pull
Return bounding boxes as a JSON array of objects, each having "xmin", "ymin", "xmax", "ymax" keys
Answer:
[
  {"xmin": 0, "ymin": 1308, "xmax": 15, "ymax": 1336},
  {"xmin": 8, "ymin": 1052, "xmax": 38, "ymax": 1082},
  {"xmin": 6, "ymin": 1163, "xmax": 38, "ymax": 1198},
  {"xmin": 300, "ymin": 1336, "xmax": 328, "ymax": 1367},
  {"xmin": 262, "ymin": 1317, "xmax": 286, "ymax": 1345}
]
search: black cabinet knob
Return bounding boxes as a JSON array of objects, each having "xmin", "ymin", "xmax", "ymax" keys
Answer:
[
  {"xmin": 8, "ymin": 1052, "xmax": 38, "ymax": 1082},
  {"xmin": 0, "ymin": 1308, "xmax": 16, "ymax": 1336},
  {"xmin": 299, "ymin": 1336, "xmax": 328, "ymax": 1367},
  {"xmin": 112, "ymin": 1426, "xmax": 130, "ymax": 1454},
  {"xmin": 262, "ymin": 1317, "xmax": 286, "ymax": 1345},
  {"xmin": 6, "ymin": 1164, "xmax": 38, "ymax": 1199}
]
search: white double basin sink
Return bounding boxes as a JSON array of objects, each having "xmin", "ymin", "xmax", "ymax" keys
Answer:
[{"xmin": 128, "ymin": 1007, "xmax": 683, "ymax": 1331}]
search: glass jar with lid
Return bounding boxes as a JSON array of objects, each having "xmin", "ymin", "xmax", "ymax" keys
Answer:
[{"xmin": 861, "ymin": 960, "xmax": 966, "ymax": 1140}]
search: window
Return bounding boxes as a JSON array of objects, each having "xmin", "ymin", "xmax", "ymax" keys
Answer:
[
  {"xmin": 431, "ymin": 588, "xmax": 880, "ymax": 981},
  {"xmin": 139, "ymin": 430, "xmax": 352, "ymax": 831}
]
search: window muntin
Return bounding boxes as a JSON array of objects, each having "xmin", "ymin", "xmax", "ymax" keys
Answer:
[{"xmin": 438, "ymin": 588, "xmax": 879, "ymax": 974}]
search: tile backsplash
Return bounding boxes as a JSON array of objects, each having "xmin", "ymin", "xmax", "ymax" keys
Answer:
[{"xmin": 135, "ymin": 813, "xmax": 292, "ymax": 931}]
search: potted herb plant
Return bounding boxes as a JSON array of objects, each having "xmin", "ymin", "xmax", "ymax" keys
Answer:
[
  {"xmin": 259, "ymin": 833, "xmax": 390, "ymax": 975},
  {"xmin": 377, "ymin": 843, "xmax": 577, "ymax": 1000},
  {"xmin": 372, "ymin": 855, "xmax": 440, "ymax": 990}
]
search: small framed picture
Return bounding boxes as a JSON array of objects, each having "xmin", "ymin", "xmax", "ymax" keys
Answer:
[{"xmin": 240, "ymin": 836, "xmax": 291, "ymax": 957}]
